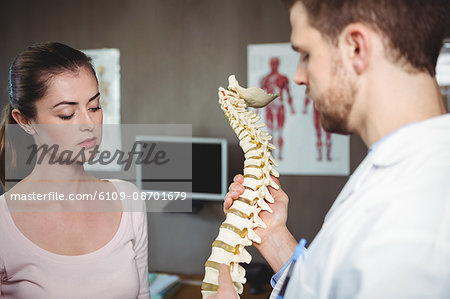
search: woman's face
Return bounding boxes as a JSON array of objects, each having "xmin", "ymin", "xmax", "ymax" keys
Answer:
[{"xmin": 30, "ymin": 67, "xmax": 103, "ymax": 163}]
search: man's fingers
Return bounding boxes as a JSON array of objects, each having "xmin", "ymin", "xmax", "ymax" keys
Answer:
[
  {"xmin": 207, "ymin": 264, "xmax": 238, "ymax": 299},
  {"xmin": 271, "ymin": 175, "xmax": 281, "ymax": 187},
  {"xmin": 218, "ymin": 264, "xmax": 232, "ymax": 284},
  {"xmin": 227, "ymin": 182, "xmax": 244, "ymax": 198},
  {"xmin": 223, "ymin": 175, "xmax": 245, "ymax": 215},
  {"xmin": 223, "ymin": 197, "xmax": 233, "ymax": 214},
  {"xmin": 268, "ymin": 176, "xmax": 288, "ymax": 203},
  {"xmin": 233, "ymin": 174, "xmax": 244, "ymax": 183},
  {"xmin": 269, "ymin": 185, "xmax": 287, "ymax": 200}
]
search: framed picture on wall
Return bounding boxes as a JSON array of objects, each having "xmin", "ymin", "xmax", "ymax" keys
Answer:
[
  {"xmin": 82, "ymin": 48, "xmax": 122, "ymax": 171},
  {"xmin": 248, "ymin": 43, "xmax": 350, "ymax": 176},
  {"xmin": 436, "ymin": 39, "xmax": 450, "ymax": 111}
]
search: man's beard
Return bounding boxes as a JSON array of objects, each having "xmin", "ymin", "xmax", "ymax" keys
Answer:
[{"xmin": 314, "ymin": 56, "xmax": 356, "ymax": 135}]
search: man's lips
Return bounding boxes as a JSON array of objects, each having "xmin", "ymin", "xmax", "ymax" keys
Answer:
[{"xmin": 78, "ymin": 137, "xmax": 97, "ymax": 149}]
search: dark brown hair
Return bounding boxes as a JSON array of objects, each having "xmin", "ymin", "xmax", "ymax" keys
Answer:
[
  {"xmin": 282, "ymin": 0, "xmax": 449, "ymax": 76},
  {"xmin": 0, "ymin": 42, "xmax": 96, "ymax": 186}
]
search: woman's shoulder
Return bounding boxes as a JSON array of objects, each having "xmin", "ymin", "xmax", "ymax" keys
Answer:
[
  {"xmin": 105, "ymin": 179, "xmax": 146, "ymax": 213},
  {"xmin": 0, "ymin": 193, "xmax": 6, "ymax": 216},
  {"xmin": 106, "ymin": 179, "xmax": 140, "ymax": 193},
  {"xmin": 0, "ymin": 192, "xmax": 12, "ymax": 217}
]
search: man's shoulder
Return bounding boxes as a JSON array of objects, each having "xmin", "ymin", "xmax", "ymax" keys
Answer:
[
  {"xmin": 371, "ymin": 114, "xmax": 450, "ymax": 166},
  {"xmin": 413, "ymin": 113, "xmax": 450, "ymax": 137}
]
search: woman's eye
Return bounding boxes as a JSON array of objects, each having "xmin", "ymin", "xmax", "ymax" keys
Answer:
[
  {"xmin": 59, "ymin": 114, "xmax": 74, "ymax": 120},
  {"xmin": 302, "ymin": 54, "xmax": 310, "ymax": 62},
  {"xmin": 90, "ymin": 106, "xmax": 102, "ymax": 112}
]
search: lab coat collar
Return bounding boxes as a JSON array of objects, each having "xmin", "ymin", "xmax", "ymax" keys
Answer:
[
  {"xmin": 325, "ymin": 113, "xmax": 450, "ymax": 222},
  {"xmin": 370, "ymin": 114, "xmax": 450, "ymax": 168}
]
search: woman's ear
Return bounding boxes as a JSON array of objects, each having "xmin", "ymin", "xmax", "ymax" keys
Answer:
[
  {"xmin": 11, "ymin": 108, "xmax": 35, "ymax": 135},
  {"xmin": 341, "ymin": 23, "xmax": 371, "ymax": 75}
]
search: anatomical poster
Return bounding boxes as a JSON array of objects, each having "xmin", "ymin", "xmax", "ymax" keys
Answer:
[
  {"xmin": 248, "ymin": 43, "xmax": 350, "ymax": 176},
  {"xmin": 82, "ymin": 48, "xmax": 122, "ymax": 171},
  {"xmin": 436, "ymin": 39, "xmax": 450, "ymax": 110}
]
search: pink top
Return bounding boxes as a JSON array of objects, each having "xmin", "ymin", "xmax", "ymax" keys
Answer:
[{"xmin": 0, "ymin": 179, "xmax": 150, "ymax": 299}]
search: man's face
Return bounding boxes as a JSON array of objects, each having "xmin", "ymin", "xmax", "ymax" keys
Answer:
[{"xmin": 290, "ymin": 2, "xmax": 356, "ymax": 134}]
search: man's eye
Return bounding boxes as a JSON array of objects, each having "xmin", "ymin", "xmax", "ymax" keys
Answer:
[{"xmin": 60, "ymin": 114, "xmax": 74, "ymax": 120}]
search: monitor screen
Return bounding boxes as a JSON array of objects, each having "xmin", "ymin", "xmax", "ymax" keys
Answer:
[
  {"xmin": 192, "ymin": 142, "xmax": 222, "ymax": 194},
  {"xmin": 135, "ymin": 136, "xmax": 227, "ymax": 200}
]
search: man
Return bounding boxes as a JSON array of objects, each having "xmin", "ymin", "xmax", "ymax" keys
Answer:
[{"xmin": 210, "ymin": 0, "xmax": 450, "ymax": 298}]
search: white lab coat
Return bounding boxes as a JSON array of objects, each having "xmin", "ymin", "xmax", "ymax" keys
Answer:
[{"xmin": 271, "ymin": 114, "xmax": 450, "ymax": 298}]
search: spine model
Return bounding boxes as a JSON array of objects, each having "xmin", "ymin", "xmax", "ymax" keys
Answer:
[{"xmin": 201, "ymin": 75, "xmax": 280, "ymax": 298}]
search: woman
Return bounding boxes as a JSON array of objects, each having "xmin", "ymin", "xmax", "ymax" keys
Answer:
[{"xmin": 0, "ymin": 42, "xmax": 149, "ymax": 298}]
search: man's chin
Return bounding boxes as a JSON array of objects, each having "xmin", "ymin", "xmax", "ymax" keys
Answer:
[{"xmin": 320, "ymin": 115, "xmax": 351, "ymax": 135}]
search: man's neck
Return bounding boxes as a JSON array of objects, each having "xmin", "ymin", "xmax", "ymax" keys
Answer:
[{"xmin": 354, "ymin": 66, "xmax": 446, "ymax": 148}]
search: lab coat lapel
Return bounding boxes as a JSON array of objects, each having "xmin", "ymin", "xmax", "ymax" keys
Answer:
[{"xmin": 324, "ymin": 154, "xmax": 374, "ymax": 222}]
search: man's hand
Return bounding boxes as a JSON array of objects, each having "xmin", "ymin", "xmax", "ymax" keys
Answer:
[
  {"xmin": 207, "ymin": 264, "xmax": 239, "ymax": 299},
  {"xmin": 225, "ymin": 174, "xmax": 289, "ymax": 245},
  {"xmin": 224, "ymin": 174, "xmax": 297, "ymax": 272}
]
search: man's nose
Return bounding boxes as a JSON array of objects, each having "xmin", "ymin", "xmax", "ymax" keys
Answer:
[{"xmin": 294, "ymin": 61, "xmax": 308, "ymax": 86}]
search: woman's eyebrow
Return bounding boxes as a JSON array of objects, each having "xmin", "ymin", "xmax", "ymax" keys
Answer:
[
  {"xmin": 88, "ymin": 92, "xmax": 101, "ymax": 103},
  {"xmin": 51, "ymin": 92, "xmax": 100, "ymax": 109}
]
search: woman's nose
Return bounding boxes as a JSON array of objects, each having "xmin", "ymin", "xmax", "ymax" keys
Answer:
[{"xmin": 78, "ymin": 110, "xmax": 95, "ymax": 131}]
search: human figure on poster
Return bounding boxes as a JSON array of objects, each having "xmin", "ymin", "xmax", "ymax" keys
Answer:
[
  {"xmin": 260, "ymin": 57, "xmax": 295, "ymax": 161},
  {"xmin": 303, "ymin": 97, "xmax": 332, "ymax": 161}
]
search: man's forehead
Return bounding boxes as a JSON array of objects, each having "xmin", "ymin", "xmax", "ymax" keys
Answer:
[
  {"xmin": 289, "ymin": 2, "xmax": 309, "ymax": 28},
  {"xmin": 289, "ymin": 2, "xmax": 312, "ymax": 48}
]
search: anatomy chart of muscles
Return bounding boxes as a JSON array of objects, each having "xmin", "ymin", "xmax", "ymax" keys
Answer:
[{"xmin": 248, "ymin": 43, "xmax": 350, "ymax": 176}]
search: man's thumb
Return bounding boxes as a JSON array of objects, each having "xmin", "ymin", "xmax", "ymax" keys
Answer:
[{"xmin": 218, "ymin": 264, "xmax": 233, "ymax": 286}]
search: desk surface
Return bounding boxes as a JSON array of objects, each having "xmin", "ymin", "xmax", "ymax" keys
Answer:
[{"xmin": 169, "ymin": 274, "xmax": 272, "ymax": 299}]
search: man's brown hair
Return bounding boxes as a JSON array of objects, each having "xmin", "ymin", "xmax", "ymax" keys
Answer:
[{"xmin": 283, "ymin": 0, "xmax": 449, "ymax": 76}]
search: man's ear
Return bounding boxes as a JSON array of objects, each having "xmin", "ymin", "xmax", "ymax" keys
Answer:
[
  {"xmin": 341, "ymin": 23, "xmax": 371, "ymax": 74},
  {"xmin": 11, "ymin": 109, "xmax": 35, "ymax": 134}
]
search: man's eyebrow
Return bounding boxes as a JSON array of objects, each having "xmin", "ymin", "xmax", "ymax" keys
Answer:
[
  {"xmin": 51, "ymin": 92, "xmax": 100, "ymax": 109},
  {"xmin": 291, "ymin": 43, "xmax": 306, "ymax": 53}
]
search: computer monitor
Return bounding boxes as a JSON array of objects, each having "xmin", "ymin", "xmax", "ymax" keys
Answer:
[{"xmin": 135, "ymin": 136, "xmax": 227, "ymax": 200}]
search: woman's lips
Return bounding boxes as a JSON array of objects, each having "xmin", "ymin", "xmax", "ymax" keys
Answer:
[{"xmin": 78, "ymin": 137, "xmax": 97, "ymax": 149}]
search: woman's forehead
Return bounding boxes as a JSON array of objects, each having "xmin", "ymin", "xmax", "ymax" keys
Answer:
[{"xmin": 40, "ymin": 68, "xmax": 98, "ymax": 106}]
